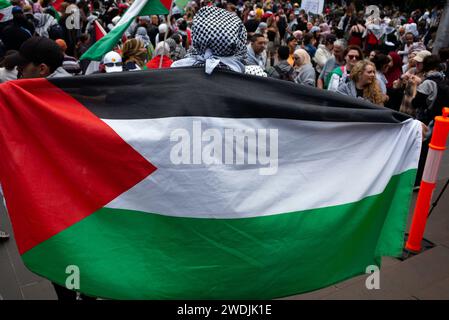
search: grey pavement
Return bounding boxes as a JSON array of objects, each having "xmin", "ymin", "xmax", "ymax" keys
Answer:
[{"xmin": 1, "ymin": 141, "xmax": 448, "ymax": 300}]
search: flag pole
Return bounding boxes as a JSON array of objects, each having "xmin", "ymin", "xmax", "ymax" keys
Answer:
[{"xmin": 159, "ymin": 0, "xmax": 175, "ymax": 69}]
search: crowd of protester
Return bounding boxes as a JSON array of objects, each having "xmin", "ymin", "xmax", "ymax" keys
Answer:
[
  {"xmin": 1, "ymin": 1, "xmax": 448, "ymax": 112},
  {"xmin": 1, "ymin": 0, "xmax": 449, "ymax": 239}
]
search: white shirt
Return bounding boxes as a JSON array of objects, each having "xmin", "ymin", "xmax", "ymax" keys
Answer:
[{"xmin": 0, "ymin": 67, "xmax": 18, "ymax": 83}]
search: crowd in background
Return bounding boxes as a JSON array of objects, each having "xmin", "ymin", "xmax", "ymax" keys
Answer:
[{"xmin": 1, "ymin": 0, "xmax": 448, "ymax": 117}]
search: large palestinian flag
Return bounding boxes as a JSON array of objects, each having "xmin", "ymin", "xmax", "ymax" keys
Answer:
[{"xmin": 0, "ymin": 69, "xmax": 421, "ymax": 299}]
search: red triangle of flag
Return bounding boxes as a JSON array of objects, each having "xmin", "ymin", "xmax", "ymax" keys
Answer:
[{"xmin": 0, "ymin": 79, "xmax": 157, "ymax": 254}]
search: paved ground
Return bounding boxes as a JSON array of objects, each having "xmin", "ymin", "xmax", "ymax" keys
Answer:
[{"xmin": 1, "ymin": 142, "xmax": 448, "ymax": 300}]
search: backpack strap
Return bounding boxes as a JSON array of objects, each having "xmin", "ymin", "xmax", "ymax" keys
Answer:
[{"xmin": 273, "ymin": 65, "xmax": 283, "ymax": 75}]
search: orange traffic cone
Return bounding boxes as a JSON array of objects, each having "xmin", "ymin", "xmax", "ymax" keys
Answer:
[{"xmin": 406, "ymin": 108, "xmax": 449, "ymax": 253}]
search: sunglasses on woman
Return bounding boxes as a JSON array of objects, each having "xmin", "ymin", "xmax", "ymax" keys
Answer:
[{"xmin": 347, "ymin": 54, "xmax": 360, "ymax": 60}]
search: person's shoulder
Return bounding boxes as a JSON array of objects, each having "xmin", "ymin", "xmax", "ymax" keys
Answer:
[{"xmin": 336, "ymin": 80, "xmax": 351, "ymax": 94}]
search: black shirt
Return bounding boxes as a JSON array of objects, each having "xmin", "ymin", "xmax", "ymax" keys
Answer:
[{"xmin": 245, "ymin": 20, "xmax": 259, "ymax": 33}]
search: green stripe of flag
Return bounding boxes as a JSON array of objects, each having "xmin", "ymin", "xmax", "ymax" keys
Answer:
[
  {"xmin": 0, "ymin": 0, "xmax": 11, "ymax": 9},
  {"xmin": 22, "ymin": 169, "xmax": 415, "ymax": 299}
]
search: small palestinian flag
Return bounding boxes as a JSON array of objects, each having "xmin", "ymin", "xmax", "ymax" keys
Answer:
[
  {"xmin": 81, "ymin": 0, "xmax": 170, "ymax": 61},
  {"xmin": 0, "ymin": 69, "xmax": 421, "ymax": 299},
  {"xmin": 0, "ymin": 0, "xmax": 12, "ymax": 23},
  {"xmin": 94, "ymin": 19, "xmax": 107, "ymax": 41}
]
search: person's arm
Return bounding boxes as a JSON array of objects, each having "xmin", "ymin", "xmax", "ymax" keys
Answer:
[{"xmin": 317, "ymin": 77, "xmax": 324, "ymax": 89}]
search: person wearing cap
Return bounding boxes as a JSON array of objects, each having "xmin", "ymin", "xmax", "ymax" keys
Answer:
[
  {"xmin": 103, "ymin": 51, "xmax": 123, "ymax": 73},
  {"xmin": 314, "ymin": 34, "xmax": 336, "ymax": 74},
  {"xmin": 411, "ymin": 55, "xmax": 447, "ymax": 125},
  {"xmin": 405, "ymin": 50, "xmax": 432, "ymax": 79},
  {"xmin": 55, "ymin": 39, "xmax": 81, "ymax": 75},
  {"xmin": 13, "ymin": 36, "xmax": 71, "ymax": 79}
]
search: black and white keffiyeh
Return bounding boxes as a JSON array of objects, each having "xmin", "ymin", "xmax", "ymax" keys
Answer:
[{"xmin": 171, "ymin": 6, "xmax": 247, "ymax": 74}]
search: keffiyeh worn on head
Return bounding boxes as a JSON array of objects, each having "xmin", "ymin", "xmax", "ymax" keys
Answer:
[
  {"xmin": 135, "ymin": 27, "xmax": 151, "ymax": 47},
  {"xmin": 171, "ymin": 6, "xmax": 247, "ymax": 74}
]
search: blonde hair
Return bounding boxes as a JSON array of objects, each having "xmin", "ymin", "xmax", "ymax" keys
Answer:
[
  {"xmin": 350, "ymin": 60, "xmax": 385, "ymax": 105},
  {"xmin": 293, "ymin": 48, "xmax": 311, "ymax": 67},
  {"xmin": 121, "ymin": 38, "xmax": 147, "ymax": 68}
]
